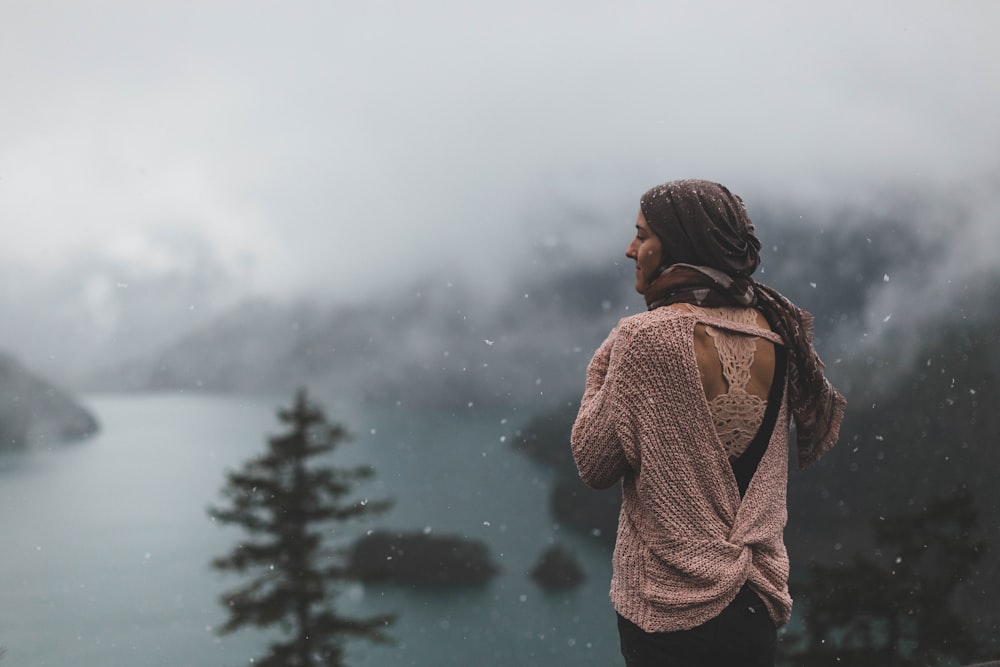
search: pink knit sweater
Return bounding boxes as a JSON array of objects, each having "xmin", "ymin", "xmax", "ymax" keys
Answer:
[{"xmin": 571, "ymin": 307, "xmax": 793, "ymax": 632}]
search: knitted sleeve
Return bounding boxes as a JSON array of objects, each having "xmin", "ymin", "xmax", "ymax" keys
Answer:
[{"xmin": 571, "ymin": 322, "xmax": 639, "ymax": 489}]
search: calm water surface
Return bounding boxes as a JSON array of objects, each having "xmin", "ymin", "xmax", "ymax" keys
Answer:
[{"xmin": 0, "ymin": 393, "xmax": 620, "ymax": 666}]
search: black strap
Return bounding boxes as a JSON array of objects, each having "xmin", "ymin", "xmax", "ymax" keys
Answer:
[{"xmin": 730, "ymin": 343, "xmax": 788, "ymax": 497}]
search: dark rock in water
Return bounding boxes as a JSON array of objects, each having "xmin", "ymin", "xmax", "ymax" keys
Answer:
[
  {"xmin": 529, "ymin": 544, "xmax": 585, "ymax": 591},
  {"xmin": 509, "ymin": 400, "xmax": 621, "ymax": 543},
  {"xmin": 347, "ymin": 530, "xmax": 499, "ymax": 587},
  {"xmin": 551, "ymin": 476, "xmax": 620, "ymax": 544},
  {"xmin": 0, "ymin": 352, "xmax": 99, "ymax": 449},
  {"xmin": 510, "ymin": 400, "xmax": 580, "ymax": 470}
]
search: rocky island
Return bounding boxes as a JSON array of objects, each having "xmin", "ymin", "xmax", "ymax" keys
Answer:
[
  {"xmin": 529, "ymin": 544, "xmax": 585, "ymax": 591},
  {"xmin": 347, "ymin": 530, "xmax": 499, "ymax": 587}
]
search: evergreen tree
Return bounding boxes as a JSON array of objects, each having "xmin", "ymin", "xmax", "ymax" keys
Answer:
[
  {"xmin": 208, "ymin": 388, "xmax": 394, "ymax": 666},
  {"xmin": 784, "ymin": 487, "xmax": 986, "ymax": 666}
]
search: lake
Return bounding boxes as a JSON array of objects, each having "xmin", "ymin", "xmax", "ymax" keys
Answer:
[{"xmin": 0, "ymin": 393, "xmax": 621, "ymax": 666}]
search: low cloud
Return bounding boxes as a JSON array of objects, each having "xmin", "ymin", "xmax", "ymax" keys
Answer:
[{"xmin": 1, "ymin": 1, "xmax": 998, "ymax": 377}]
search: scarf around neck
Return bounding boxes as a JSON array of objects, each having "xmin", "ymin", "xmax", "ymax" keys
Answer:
[{"xmin": 644, "ymin": 264, "xmax": 846, "ymax": 468}]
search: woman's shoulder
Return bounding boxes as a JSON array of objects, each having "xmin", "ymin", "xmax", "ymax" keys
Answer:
[
  {"xmin": 608, "ymin": 309, "xmax": 697, "ymax": 387},
  {"xmin": 613, "ymin": 307, "xmax": 695, "ymax": 354},
  {"xmin": 617, "ymin": 305, "xmax": 696, "ymax": 334}
]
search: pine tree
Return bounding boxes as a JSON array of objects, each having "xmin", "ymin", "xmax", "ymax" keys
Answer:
[
  {"xmin": 784, "ymin": 487, "xmax": 986, "ymax": 666},
  {"xmin": 208, "ymin": 388, "xmax": 394, "ymax": 666}
]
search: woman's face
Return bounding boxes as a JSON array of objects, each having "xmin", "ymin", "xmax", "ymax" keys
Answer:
[{"xmin": 625, "ymin": 210, "xmax": 663, "ymax": 294}]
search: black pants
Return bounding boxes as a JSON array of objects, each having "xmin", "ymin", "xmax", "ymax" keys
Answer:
[{"xmin": 617, "ymin": 585, "xmax": 777, "ymax": 667}]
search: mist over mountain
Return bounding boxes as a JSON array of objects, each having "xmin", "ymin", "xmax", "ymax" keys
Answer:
[
  {"xmin": 55, "ymin": 185, "xmax": 998, "ymax": 418},
  {"xmin": 82, "ymin": 263, "xmax": 632, "ymax": 407},
  {"xmin": 3, "ymin": 0, "xmax": 997, "ymax": 409},
  {"xmin": 0, "ymin": 230, "xmax": 250, "ymax": 386}
]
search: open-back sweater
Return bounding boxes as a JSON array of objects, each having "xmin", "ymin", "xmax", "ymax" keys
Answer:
[{"xmin": 571, "ymin": 306, "xmax": 793, "ymax": 632}]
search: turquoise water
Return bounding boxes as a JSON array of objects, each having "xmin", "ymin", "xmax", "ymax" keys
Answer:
[{"xmin": 0, "ymin": 393, "xmax": 620, "ymax": 666}]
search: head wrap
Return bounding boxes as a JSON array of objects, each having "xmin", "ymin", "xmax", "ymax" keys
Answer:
[
  {"xmin": 640, "ymin": 179, "xmax": 760, "ymax": 277},
  {"xmin": 639, "ymin": 179, "xmax": 845, "ymax": 467}
]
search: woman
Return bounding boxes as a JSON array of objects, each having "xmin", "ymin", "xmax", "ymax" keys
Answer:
[{"xmin": 571, "ymin": 179, "xmax": 846, "ymax": 666}]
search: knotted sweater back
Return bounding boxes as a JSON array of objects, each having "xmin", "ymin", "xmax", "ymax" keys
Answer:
[{"xmin": 571, "ymin": 306, "xmax": 793, "ymax": 632}]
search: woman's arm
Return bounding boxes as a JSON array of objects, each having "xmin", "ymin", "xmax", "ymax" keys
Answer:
[{"xmin": 570, "ymin": 325, "xmax": 633, "ymax": 489}]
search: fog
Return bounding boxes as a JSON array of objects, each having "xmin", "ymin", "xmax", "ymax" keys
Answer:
[
  {"xmin": 4, "ymin": 5, "xmax": 1000, "ymax": 664},
  {"xmin": 1, "ymin": 1, "xmax": 999, "ymax": 381}
]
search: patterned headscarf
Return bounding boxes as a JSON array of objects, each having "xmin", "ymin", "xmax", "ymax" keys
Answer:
[
  {"xmin": 640, "ymin": 179, "xmax": 760, "ymax": 277},
  {"xmin": 639, "ymin": 179, "xmax": 845, "ymax": 467}
]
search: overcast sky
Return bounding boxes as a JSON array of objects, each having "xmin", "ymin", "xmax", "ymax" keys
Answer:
[{"xmin": 2, "ymin": 0, "xmax": 998, "ymax": 300}]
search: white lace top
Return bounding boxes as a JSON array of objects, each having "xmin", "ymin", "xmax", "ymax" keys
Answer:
[{"xmin": 686, "ymin": 305, "xmax": 768, "ymax": 459}]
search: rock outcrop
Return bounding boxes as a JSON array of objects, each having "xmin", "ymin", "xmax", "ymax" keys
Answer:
[{"xmin": 0, "ymin": 352, "xmax": 99, "ymax": 449}]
